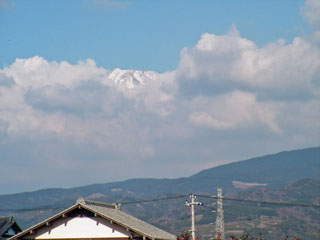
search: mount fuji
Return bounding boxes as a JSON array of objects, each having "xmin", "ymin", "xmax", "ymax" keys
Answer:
[{"xmin": 107, "ymin": 68, "xmax": 159, "ymax": 89}]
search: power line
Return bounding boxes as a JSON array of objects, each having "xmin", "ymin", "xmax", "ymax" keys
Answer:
[
  {"xmin": 119, "ymin": 194, "xmax": 320, "ymax": 209},
  {"xmin": 0, "ymin": 195, "xmax": 188, "ymax": 212},
  {"xmin": 119, "ymin": 195, "xmax": 188, "ymax": 205},
  {"xmin": 1, "ymin": 194, "xmax": 318, "ymax": 239},
  {"xmin": 0, "ymin": 206, "xmax": 65, "ymax": 212},
  {"xmin": 0, "ymin": 193, "xmax": 319, "ymax": 212},
  {"xmin": 196, "ymin": 194, "xmax": 320, "ymax": 209}
]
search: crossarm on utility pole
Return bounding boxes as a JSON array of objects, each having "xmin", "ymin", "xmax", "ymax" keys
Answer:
[{"xmin": 186, "ymin": 194, "xmax": 203, "ymax": 240}]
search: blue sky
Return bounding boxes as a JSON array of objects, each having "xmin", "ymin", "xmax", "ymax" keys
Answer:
[
  {"xmin": 1, "ymin": 0, "xmax": 310, "ymax": 72},
  {"xmin": 0, "ymin": 0, "xmax": 319, "ymax": 194}
]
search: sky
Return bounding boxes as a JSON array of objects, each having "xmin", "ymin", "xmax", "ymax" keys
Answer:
[{"xmin": 0, "ymin": 0, "xmax": 319, "ymax": 194}]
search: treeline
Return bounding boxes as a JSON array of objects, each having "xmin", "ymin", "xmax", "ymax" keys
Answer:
[{"xmin": 177, "ymin": 232, "xmax": 301, "ymax": 240}]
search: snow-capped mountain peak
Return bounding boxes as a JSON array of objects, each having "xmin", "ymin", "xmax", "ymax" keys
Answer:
[{"xmin": 108, "ymin": 68, "xmax": 159, "ymax": 89}]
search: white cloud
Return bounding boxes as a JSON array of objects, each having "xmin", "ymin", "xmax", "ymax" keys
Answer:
[
  {"xmin": 176, "ymin": 26, "xmax": 320, "ymax": 98},
  {"xmin": 1, "ymin": 15, "xmax": 320, "ymax": 193},
  {"xmin": 0, "ymin": 57, "xmax": 169, "ymax": 162},
  {"xmin": 302, "ymin": 0, "xmax": 320, "ymax": 29},
  {"xmin": 3, "ymin": 56, "xmax": 108, "ymax": 89},
  {"xmin": 174, "ymin": 23, "xmax": 320, "ymax": 140},
  {"xmin": 121, "ymin": 71, "xmax": 176, "ymax": 116},
  {"xmin": 188, "ymin": 91, "xmax": 282, "ymax": 134}
]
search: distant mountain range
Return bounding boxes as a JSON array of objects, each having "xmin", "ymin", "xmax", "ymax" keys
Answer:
[
  {"xmin": 122, "ymin": 178, "xmax": 320, "ymax": 240},
  {"xmin": 1, "ymin": 146, "xmax": 319, "ymax": 239},
  {"xmin": 0, "ymin": 146, "xmax": 319, "ymax": 210}
]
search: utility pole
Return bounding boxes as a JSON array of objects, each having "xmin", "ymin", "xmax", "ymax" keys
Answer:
[
  {"xmin": 214, "ymin": 188, "xmax": 225, "ymax": 240},
  {"xmin": 186, "ymin": 194, "xmax": 203, "ymax": 240}
]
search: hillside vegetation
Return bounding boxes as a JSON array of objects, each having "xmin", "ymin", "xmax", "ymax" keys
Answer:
[{"xmin": 0, "ymin": 147, "xmax": 319, "ymax": 239}]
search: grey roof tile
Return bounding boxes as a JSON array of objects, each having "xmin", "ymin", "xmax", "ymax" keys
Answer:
[{"xmin": 81, "ymin": 200, "xmax": 176, "ymax": 240}]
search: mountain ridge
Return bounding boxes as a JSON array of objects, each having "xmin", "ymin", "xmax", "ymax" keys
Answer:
[{"xmin": 1, "ymin": 146, "xmax": 319, "ymax": 209}]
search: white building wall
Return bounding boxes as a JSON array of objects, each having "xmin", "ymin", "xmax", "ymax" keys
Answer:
[{"xmin": 35, "ymin": 216, "xmax": 129, "ymax": 239}]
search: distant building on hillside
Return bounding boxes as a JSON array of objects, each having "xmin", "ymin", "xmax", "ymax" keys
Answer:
[
  {"xmin": 0, "ymin": 217, "xmax": 22, "ymax": 240},
  {"xmin": 9, "ymin": 198, "xmax": 176, "ymax": 240}
]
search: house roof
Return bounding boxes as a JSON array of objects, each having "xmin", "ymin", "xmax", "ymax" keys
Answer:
[
  {"xmin": 81, "ymin": 199, "xmax": 176, "ymax": 240},
  {"xmin": 0, "ymin": 217, "xmax": 22, "ymax": 240},
  {"xmin": 9, "ymin": 199, "xmax": 176, "ymax": 240}
]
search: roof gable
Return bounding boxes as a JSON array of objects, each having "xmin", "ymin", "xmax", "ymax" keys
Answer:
[
  {"xmin": 9, "ymin": 199, "xmax": 176, "ymax": 240},
  {"xmin": 35, "ymin": 215, "xmax": 129, "ymax": 239},
  {"xmin": 81, "ymin": 200, "xmax": 176, "ymax": 240}
]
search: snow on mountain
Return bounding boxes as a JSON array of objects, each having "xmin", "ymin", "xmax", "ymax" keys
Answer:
[{"xmin": 107, "ymin": 68, "xmax": 159, "ymax": 89}]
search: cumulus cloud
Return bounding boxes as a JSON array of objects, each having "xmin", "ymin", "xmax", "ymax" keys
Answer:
[
  {"xmin": 0, "ymin": 57, "xmax": 167, "ymax": 160},
  {"xmin": 176, "ymin": 25, "xmax": 320, "ymax": 98},
  {"xmin": 302, "ymin": 0, "xmax": 320, "ymax": 30},
  {"xmin": 0, "ymin": 73, "xmax": 15, "ymax": 87},
  {"xmin": 172, "ymin": 23, "xmax": 320, "ymax": 144},
  {"xmin": 3, "ymin": 56, "xmax": 108, "ymax": 89},
  {"xmin": 1, "ymin": 10, "xmax": 320, "ymax": 192},
  {"xmin": 188, "ymin": 91, "xmax": 281, "ymax": 134}
]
